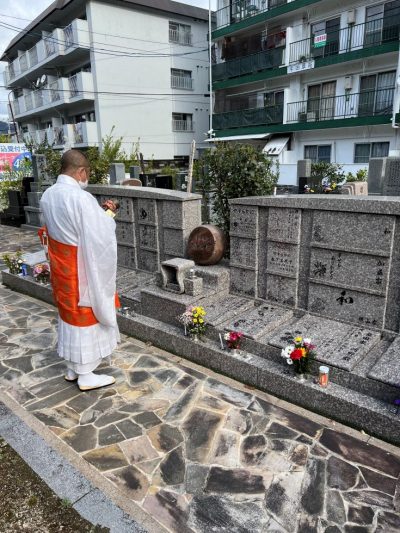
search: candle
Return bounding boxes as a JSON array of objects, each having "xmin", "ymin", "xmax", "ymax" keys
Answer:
[{"xmin": 319, "ymin": 366, "xmax": 329, "ymax": 387}]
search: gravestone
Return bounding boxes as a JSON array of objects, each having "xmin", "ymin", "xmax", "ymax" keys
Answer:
[
  {"xmin": 109, "ymin": 163, "xmax": 126, "ymax": 184},
  {"xmin": 224, "ymin": 304, "xmax": 293, "ymax": 340},
  {"xmin": 368, "ymin": 158, "xmax": 386, "ymax": 195},
  {"xmin": 297, "ymin": 159, "xmax": 312, "ymax": 193},
  {"xmin": 129, "ymin": 166, "xmax": 140, "ymax": 179},
  {"xmin": 382, "ymin": 157, "xmax": 400, "ymax": 196}
]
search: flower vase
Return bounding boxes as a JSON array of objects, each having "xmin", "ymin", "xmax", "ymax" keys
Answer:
[
  {"xmin": 192, "ymin": 334, "xmax": 199, "ymax": 342},
  {"xmin": 230, "ymin": 348, "xmax": 239, "ymax": 356},
  {"xmin": 293, "ymin": 360, "xmax": 307, "ymax": 381}
]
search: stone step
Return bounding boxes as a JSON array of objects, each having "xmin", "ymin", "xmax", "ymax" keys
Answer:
[{"xmin": 116, "ymin": 312, "xmax": 400, "ymax": 446}]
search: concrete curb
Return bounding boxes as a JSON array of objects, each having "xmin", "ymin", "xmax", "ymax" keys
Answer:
[{"xmin": 0, "ymin": 392, "xmax": 168, "ymax": 533}]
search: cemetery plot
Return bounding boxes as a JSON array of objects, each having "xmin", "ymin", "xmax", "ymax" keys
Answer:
[
  {"xmin": 309, "ymin": 249, "xmax": 389, "ymax": 294},
  {"xmin": 230, "ymin": 205, "xmax": 259, "ymax": 238},
  {"xmin": 230, "ymin": 237, "xmax": 258, "ymax": 268},
  {"xmin": 312, "ymin": 211, "xmax": 394, "ymax": 255},
  {"xmin": 267, "ymin": 207, "xmax": 301, "ymax": 244},
  {"xmin": 368, "ymin": 336, "xmax": 400, "ymax": 386},
  {"xmin": 266, "ymin": 241, "xmax": 299, "ymax": 277},
  {"xmin": 224, "ymin": 304, "xmax": 293, "ymax": 339},
  {"xmin": 268, "ymin": 314, "xmax": 380, "ymax": 371},
  {"xmin": 265, "ymin": 274, "xmax": 297, "ymax": 307},
  {"xmin": 201, "ymin": 296, "xmax": 254, "ymax": 327},
  {"xmin": 307, "ymin": 283, "xmax": 386, "ymax": 329}
]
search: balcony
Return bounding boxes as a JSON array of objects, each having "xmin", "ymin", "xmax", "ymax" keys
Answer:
[
  {"xmin": 172, "ymin": 120, "xmax": 194, "ymax": 131},
  {"xmin": 171, "ymin": 75, "xmax": 193, "ymax": 90},
  {"xmin": 286, "ymin": 89, "xmax": 394, "ymax": 124},
  {"xmin": 213, "ymin": 103, "xmax": 284, "ymax": 129},
  {"xmin": 289, "ymin": 18, "xmax": 400, "ymax": 66},
  {"xmin": 216, "ymin": 0, "xmax": 291, "ymax": 30},
  {"xmin": 70, "ymin": 121, "xmax": 98, "ymax": 146},
  {"xmin": 213, "ymin": 45, "xmax": 285, "ymax": 81},
  {"xmin": 68, "ymin": 71, "xmax": 94, "ymax": 99},
  {"xmin": 4, "ymin": 19, "xmax": 89, "ymax": 86},
  {"xmin": 169, "ymin": 29, "xmax": 192, "ymax": 45}
]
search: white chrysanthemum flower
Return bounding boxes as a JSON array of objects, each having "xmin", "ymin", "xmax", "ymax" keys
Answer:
[
  {"xmin": 304, "ymin": 338, "xmax": 311, "ymax": 344},
  {"xmin": 286, "ymin": 358, "xmax": 293, "ymax": 365},
  {"xmin": 224, "ymin": 333, "xmax": 230, "ymax": 340}
]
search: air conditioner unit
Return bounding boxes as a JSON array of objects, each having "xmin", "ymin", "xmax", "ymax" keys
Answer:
[{"xmin": 306, "ymin": 111, "xmax": 318, "ymax": 122}]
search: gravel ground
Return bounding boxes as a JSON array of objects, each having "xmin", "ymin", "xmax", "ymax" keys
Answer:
[{"xmin": 0, "ymin": 437, "xmax": 109, "ymax": 533}]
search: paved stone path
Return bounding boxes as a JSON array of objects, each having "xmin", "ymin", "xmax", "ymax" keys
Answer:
[{"xmin": 0, "ymin": 226, "xmax": 400, "ymax": 532}]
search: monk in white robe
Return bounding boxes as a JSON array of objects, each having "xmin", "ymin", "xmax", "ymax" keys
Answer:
[{"xmin": 40, "ymin": 149, "xmax": 119, "ymax": 391}]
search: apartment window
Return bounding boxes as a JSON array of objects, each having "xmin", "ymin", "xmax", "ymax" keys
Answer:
[
  {"xmin": 169, "ymin": 22, "xmax": 192, "ymax": 45},
  {"xmin": 311, "ymin": 17, "xmax": 340, "ymax": 57},
  {"xmin": 304, "ymin": 145, "xmax": 331, "ymax": 162},
  {"xmin": 307, "ymin": 81, "xmax": 336, "ymax": 120},
  {"xmin": 172, "ymin": 113, "xmax": 193, "ymax": 131},
  {"xmin": 359, "ymin": 71, "xmax": 395, "ymax": 116},
  {"xmin": 171, "ymin": 69, "xmax": 193, "ymax": 90},
  {"xmin": 365, "ymin": 1, "xmax": 400, "ymax": 45},
  {"xmin": 354, "ymin": 142, "xmax": 389, "ymax": 163}
]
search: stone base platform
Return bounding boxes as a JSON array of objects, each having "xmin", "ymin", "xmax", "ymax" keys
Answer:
[{"xmin": 2, "ymin": 269, "xmax": 400, "ymax": 446}]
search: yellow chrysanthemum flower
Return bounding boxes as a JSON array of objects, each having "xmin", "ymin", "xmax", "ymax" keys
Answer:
[{"xmin": 294, "ymin": 336, "xmax": 302, "ymax": 343}]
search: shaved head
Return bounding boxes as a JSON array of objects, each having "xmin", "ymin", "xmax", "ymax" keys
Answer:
[{"xmin": 61, "ymin": 149, "xmax": 89, "ymax": 174}]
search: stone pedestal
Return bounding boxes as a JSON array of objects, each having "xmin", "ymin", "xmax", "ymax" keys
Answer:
[{"xmin": 160, "ymin": 258, "xmax": 195, "ymax": 293}]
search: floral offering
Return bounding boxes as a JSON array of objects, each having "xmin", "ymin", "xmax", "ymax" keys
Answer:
[
  {"xmin": 281, "ymin": 336, "xmax": 316, "ymax": 375},
  {"xmin": 224, "ymin": 331, "xmax": 244, "ymax": 350},
  {"xmin": 177, "ymin": 305, "xmax": 206, "ymax": 337},
  {"xmin": 2, "ymin": 251, "xmax": 24, "ymax": 275},
  {"xmin": 33, "ymin": 263, "xmax": 51, "ymax": 284}
]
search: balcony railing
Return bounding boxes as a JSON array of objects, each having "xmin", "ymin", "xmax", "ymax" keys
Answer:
[
  {"xmin": 172, "ymin": 119, "xmax": 194, "ymax": 131},
  {"xmin": 69, "ymin": 74, "xmax": 79, "ymax": 97},
  {"xmin": 24, "ymin": 93, "xmax": 33, "ymax": 111},
  {"xmin": 169, "ymin": 29, "xmax": 192, "ymax": 45},
  {"xmin": 53, "ymin": 126, "xmax": 65, "ymax": 145},
  {"xmin": 12, "ymin": 99, "xmax": 20, "ymax": 115},
  {"xmin": 19, "ymin": 53, "xmax": 28, "ymax": 72},
  {"xmin": 28, "ymin": 46, "xmax": 38, "ymax": 67},
  {"xmin": 49, "ymin": 80, "xmax": 61, "ymax": 102},
  {"xmin": 290, "ymin": 18, "xmax": 400, "ymax": 64},
  {"xmin": 171, "ymin": 75, "xmax": 193, "ymax": 89},
  {"xmin": 286, "ymin": 88, "xmax": 394, "ymax": 123},
  {"xmin": 64, "ymin": 23, "xmax": 74, "ymax": 49},
  {"xmin": 213, "ymin": 46, "xmax": 285, "ymax": 81},
  {"xmin": 33, "ymin": 89, "xmax": 44, "ymax": 108},
  {"xmin": 216, "ymin": 0, "xmax": 287, "ymax": 30},
  {"xmin": 44, "ymin": 35, "xmax": 56, "ymax": 57},
  {"xmin": 213, "ymin": 103, "xmax": 284, "ymax": 129}
]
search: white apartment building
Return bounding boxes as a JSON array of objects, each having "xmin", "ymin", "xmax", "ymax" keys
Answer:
[
  {"xmin": 212, "ymin": 0, "xmax": 400, "ymax": 184},
  {"xmin": 2, "ymin": 0, "xmax": 211, "ymax": 161}
]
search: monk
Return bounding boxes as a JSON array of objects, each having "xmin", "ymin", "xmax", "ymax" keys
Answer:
[{"xmin": 40, "ymin": 149, "xmax": 119, "ymax": 391}]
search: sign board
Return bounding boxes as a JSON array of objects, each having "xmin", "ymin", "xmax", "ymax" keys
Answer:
[
  {"xmin": 287, "ymin": 59, "xmax": 315, "ymax": 74},
  {"xmin": 0, "ymin": 143, "xmax": 31, "ymax": 177},
  {"xmin": 314, "ymin": 33, "xmax": 327, "ymax": 48}
]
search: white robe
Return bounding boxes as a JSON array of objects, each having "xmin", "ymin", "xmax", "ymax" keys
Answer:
[{"xmin": 40, "ymin": 174, "xmax": 120, "ymax": 373}]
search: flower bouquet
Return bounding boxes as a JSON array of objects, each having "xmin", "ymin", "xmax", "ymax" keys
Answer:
[
  {"xmin": 177, "ymin": 306, "xmax": 206, "ymax": 340},
  {"xmin": 281, "ymin": 336, "xmax": 316, "ymax": 376},
  {"xmin": 2, "ymin": 251, "xmax": 23, "ymax": 275},
  {"xmin": 224, "ymin": 331, "xmax": 244, "ymax": 352},
  {"xmin": 33, "ymin": 263, "xmax": 51, "ymax": 284}
]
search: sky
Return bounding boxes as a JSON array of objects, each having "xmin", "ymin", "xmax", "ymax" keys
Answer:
[{"xmin": 0, "ymin": 0, "xmax": 216, "ymax": 122}]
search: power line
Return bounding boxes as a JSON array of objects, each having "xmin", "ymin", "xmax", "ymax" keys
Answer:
[
  {"xmin": 0, "ymin": 21, "xmax": 209, "ymax": 60},
  {"xmin": 0, "ymin": 11, "xmax": 210, "ymax": 51}
]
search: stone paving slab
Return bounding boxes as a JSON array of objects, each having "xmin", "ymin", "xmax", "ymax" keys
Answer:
[
  {"xmin": 1, "ymin": 283, "xmax": 400, "ymax": 533},
  {"xmin": 267, "ymin": 314, "xmax": 381, "ymax": 371}
]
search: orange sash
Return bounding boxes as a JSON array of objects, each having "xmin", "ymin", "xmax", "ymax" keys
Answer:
[{"xmin": 38, "ymin": 227, "xmax": 120, "ymax": 327}]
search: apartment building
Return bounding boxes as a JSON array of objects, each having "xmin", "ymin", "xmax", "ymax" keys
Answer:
[
  {"xmin": 2, "ymin": 0, "xmax": 211, "ymax": 160},
  {"xmin": 212, "ymin": 0, "xmax": 400, "ymax": 183}
]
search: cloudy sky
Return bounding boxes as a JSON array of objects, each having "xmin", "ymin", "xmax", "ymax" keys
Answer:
[{"xmin": 0, "ymin": 0, "xmax": 216, "ymax": 121}]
